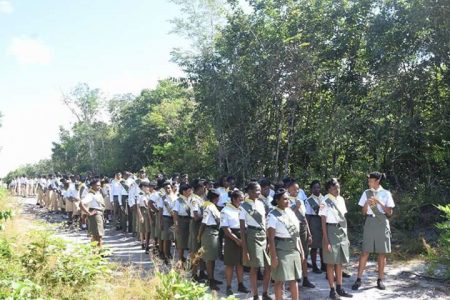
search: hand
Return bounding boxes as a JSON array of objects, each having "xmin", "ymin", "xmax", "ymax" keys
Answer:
[
  {"xmin": 326, "ymin": 243, "xmax": 332, "ymax": 252},
  {"xmin": 197, "ymin": 235, "xmax": 201, "ymax": 242},
  {"xmin": 90, "ymin": 211, "xmax": 97, "ymax": 217},
  {"xmin": 243, "ymin": 250, "xmax": 250, "ymax": 263},
  {"xmin": 271, "ymin": 256, "xmax": 279, "ymax": 269},
  {"xmin": 140, "ymin": 216, "xmax": 144, "ymax": 223},
  {"xmin": 307, "ymin": 236, "xmax": 312, "ymax": 246}
]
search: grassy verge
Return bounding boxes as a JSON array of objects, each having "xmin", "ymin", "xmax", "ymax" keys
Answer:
[{"xmin": 0, "ymin": 189, "xmax": 235, "ymax": 300}]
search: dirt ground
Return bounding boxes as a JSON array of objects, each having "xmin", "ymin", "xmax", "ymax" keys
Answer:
[{"xmin": 19, "ymin": 197, "xmax": 449, "ymax": 300}]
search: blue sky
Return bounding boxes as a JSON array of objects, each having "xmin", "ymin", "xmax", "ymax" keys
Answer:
[{"xmin": 0, "ymin": 0, "xmax": 188, "ymax": 176}]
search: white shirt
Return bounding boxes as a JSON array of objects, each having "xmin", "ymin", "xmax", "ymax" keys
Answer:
[
  {"xmin": 109, "ymin": 179, "xmax": 123, "ymax": 203},
  {"xmin": 239, "ymin": 199, "xmax": 266, "ymax": 228},
  {"xmin": 81, "ymin": 191, "xmax": 104, "ymax": 210},
  {"xmin": 268, "ymin": 207, "xmax": 299, "ymax": 238},
  {"xmin": 202, "ymin": 203, "xmax": 220, "ymax": 226},
  {"xmin": 319, "ymin": 194, "xmax": 347, "ymax": 224},
  {"xmin": 172, "ymin": 196, "xmax": 190, "ymax": 216},
  {"xmin": 77, "ymin": 184, "xmax": 88, "ymax": 200},
  {"xmin": 358, "ymin": 186, "xmax": 395, "ymax": 216},
  {"xmin": 149, "ymin": 191, "xmax": 160, "ymax": 205},
  {"xmin": 220, "ymin": 204, "xmax": 240, "ymax": 229},
  {"xmin": 67, "ymin": 182, "xmax": 78, "ymax": 199},
  {"xmin": 189, "ymin": 194, "xmax": 204, "ymax": 218},
  {"xmin": 259, "ymin": 194, "xmax": 274, "ymax": 213},
  {"xmin": 305, "ymin": 194, "xmax": 324, "ymax": 215},
  {"xmin": 289, "ymin": 195, "xmax": 307, "ymax": 218},
  {"xmin": 159, "ymin": 194, "xmax": 176, "ymax": 216},
  {"xmin": 137, "ymin": 193, "xmax": 148, "ymax": 207},
  {"xmin": 128, "ymin": 181, "xmax": 139, "ymax": 206},
  {"xmin": 217, "ymin": 187, "xmax": 230, "ymax": 207}
]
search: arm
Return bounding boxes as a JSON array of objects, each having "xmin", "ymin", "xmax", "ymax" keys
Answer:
[
  {"xmin": 321, "ymin": 215, "xmax": 331, "ymax": 252},
  {"xmin": 305, "ymin": 217, "xmax": 313, "ymax": 245},
  {"xmin": 173, "ymin": 212, "xmax": 179, "ymax": 233},
  {"xmin": 193, "ymin": 210, "xmax": 202, "ymax": 222},
  {"xmin": 374, "ymin": 198, "xmax": 394, "ymax": 216},
  {"xmin": 197, "ymin": 223, "xmax": 205, "ymax": 242},
  {"xmin": 223, "ymin": 227, "xmax": 241, "ymax": 246},
  {"xmin": 240, "ymin": 219, "xmax": 250, "ymax": 262},
  {"xmin": 267, "ymin": 227, "xmax": 278, "ymax": 268}
]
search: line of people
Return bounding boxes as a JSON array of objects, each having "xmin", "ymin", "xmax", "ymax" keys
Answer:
[{"xmin": 10, "ymin": 171, "xmax": 395, "ymax": 300}]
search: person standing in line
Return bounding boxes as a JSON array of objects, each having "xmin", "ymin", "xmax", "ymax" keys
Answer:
[
  {"xmin": 198, "ymin": 189, "xmax": 222, "ymax": 291},
  {"xmin": 189, "ymin": 179, "xmax": 207, "ymax": 282},
  {"xmin": 173, "ymin": 183, "xmax": 193, "ymax": 264},
  {"xmin": 319, "ymin": 178, "xmax": 353, "ymax": 299},
  {"xmin": 352, "ymin": 172, "xmax": 395, "ymax": 291},
  {"xmin": 305, "ymin": 180, "xmax": 325, "ymax": 273},
  {"xmin": 147, "ymin": 181, "xmax": 162, "ymax": 256},
  {"xmin": 110, "ymin": 172, "xmax": 123, "ymax": 230},
  {"xmin": 221, "ymin": 189, "xmax": 250, "ymax": 296},
  {"xmin": 159, "ymin": 181, "xmax": 177, "ymax": 263},
  {"xmin": 136, "ymin": 181, "xmax": 152, "ymax": 254},
  {"xmin": 268, "ymin": 188, "xmax": 304, "ymax": 300},
  {"xmin": 79, "ymin": 179, "xmax": 106, "ymax": 248},
  {"xmin": 240, "ymin": 182, "xmax": 272, "ymax": 300},
  {"xmin": 287, "ymin": 181, "xmax": 315, "ymax": 288}
]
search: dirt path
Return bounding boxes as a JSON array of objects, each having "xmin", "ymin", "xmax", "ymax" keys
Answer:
[{"xmin": 18, "ymin": 197, "xmax": 449, "ymax": 300}]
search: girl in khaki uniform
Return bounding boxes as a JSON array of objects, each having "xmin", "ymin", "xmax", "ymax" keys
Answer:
[
  {"xmin": 352, "ymin": 172, "xmax": 395, "ymax": 291},
  {"xmin": 319, "ymin": 178, "xmax": 352, "ymax": 299}
]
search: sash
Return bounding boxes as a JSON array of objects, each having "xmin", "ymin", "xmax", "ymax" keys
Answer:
[
  {"xmin": 120, "ymin": 180, "xmax": 130, "ymax": 193},
  {"xmin": 271, "ymin": 208, "xmax": 302, "ymax": 254},
  {"xmin": 177, "ymin": 196, "xmax": 190, "ymax": 216},
  {"xmin": 307, "ymin": 196, "xmax": 320, "ymax": 215},
  {"xmin": 241, "ymin": 200, "xmax": 265, "ymax": 231},
  {"xmin": 162, "ymin": 195, "xmax": 174, "ymax": 215},
  {"xmin": 290, "ymin": 197, "xmax": 307, "ymax": 223},
  {"xmin": 324, "ymin": 197, "xmax": 347, "ymax": 235},
  {"xmin": 365, "ymin": 190, "xmax": 388, "ymax": 222}
]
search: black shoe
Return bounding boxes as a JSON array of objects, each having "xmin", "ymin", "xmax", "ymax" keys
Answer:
[
  {"xmin": 302, "ymin": 277, "xmax": 315, "ymax": 288},
  {"xmin": 262, "ymin": 293, "xmax": 272, "ymax": 300},
  {"xmin": 226, "ymin": 287, "xmax": 234, "ymax": 296},
  {"xmin": 342, "ymin": 271, "xmax": 351, "ymax": 278},
  {"xmin": 238, "ymin": 283, "xmax": 250, "ymax": 293},
  {"xmin": 351, "ymin": 279, "xmax": 361, "ymax": 290},
  {"xmin": 337, "ymin": 288, "xmax": 353, "ymax": 297},
  {"xmin": 141, "ymin": 243, "xmax": 145, "ymax": 250},
  {"xmin": 377, "ymin": 279, "xmax": 386, "ymax": 290},
  {"xmin": 329, "ymin": 290, "xmax": 340, "ymax": 299},
  {"xmin": 145, "ymin": 246, "xmax": 150, "ymax": 254},
  {"xmin": 243, "ymin": 266, "xmax": 250, "ymax": 272},
  {"xmin": 212, "ymin": 278, "xmax": 222, "ymax": 285},
  {"xmin": 313, "ymin": 266, "xmax": 323, "ymax": 274},
  {"xmin": 253, "ymin": 296, "xmax": 259, "ymax": 300},
  {"xmin": 209, "ymin": 280, "xmax": 220, "ymax": 291}
]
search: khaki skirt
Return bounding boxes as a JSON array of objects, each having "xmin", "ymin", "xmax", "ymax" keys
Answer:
[
  {"xmin": 201, "ymin": 226, "xmax": 219, "ymax": 261},
  {"xmin": 162, "ymin": 215, "xmax": 174, "ymax": 241},
  {"xmin": 271, "ymin": 237, "xmax": 302, "ymax": 282},
  {"xmin": 306, "ymin": 215, "xmax": 322, "ymax": 249},
  {"xmin": 175, "ymin": 216, "xmax": 191, "ymax": 250},
  {"xmin": 88, "ymin": 210, "xmax": 105, "ymax": 238},
  {"xmin": 362, "ymin": 215, "xmax": 391, "ymax": 253},
  {"xmin": 138, "ymin": 207, "xmax": 151, "ymax": 234},
  {"xmin": 323, "ymin": 224, "xmax": 349, "ymax": 265},
  {"xmin": 224, "ymin": 228, "xmax": 242, "ymax": 266},
  {"xmin": 104, "ymin": 197, "xmax": 113, "ymax": 210},
  {"xmin": 244, "ymin": 227, "xmax": 270, "ymax": 268},
  {"xmin": 189, "ymin": 219, "xmax": 202, "ymax": 252}
]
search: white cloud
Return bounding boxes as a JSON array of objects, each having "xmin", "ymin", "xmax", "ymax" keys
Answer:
[
  {"xmin": 7, "ymin": 37, "xmax": 53, "ymax": 65},
  {"xmin": 0, "ymin": 0, "xmax": 13, "ymax": 14}
]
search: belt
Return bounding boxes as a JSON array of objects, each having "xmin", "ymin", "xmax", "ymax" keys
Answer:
[
  {"xmin": 177, "ymin": 215, "xmax": 190, "ymax": 219},
  {"xmin": 307, "ymin": 214, "xmax": 321, "ymax": 218},
  {"xmin": 206, "ymin": 225, "xmax": 219, "ymax": 229},
  {"xmin": 247, "ymin": 225, "xmax": 263, "ymax": 231},
  {"xmin": 275, "ymin": 236, "xmax": 292, "ymax": 241},
  {"xmin": 163, "ymin": 215, "xmax": 172, "ymax": 219},
  {"xmin": 326, "ymin": 223, "xmax": 340, "ymax": 228},
  {"xmin": 89, "ymin": 208, "xmax": 104, "ymax": 212}
]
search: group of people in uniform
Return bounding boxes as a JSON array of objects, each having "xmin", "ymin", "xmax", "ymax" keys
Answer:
[{"xmin": 10, "ymin": 171, "xmax": 395, "ymax": 300}]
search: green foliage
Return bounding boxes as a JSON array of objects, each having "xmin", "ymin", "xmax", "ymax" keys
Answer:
[
  {"xmin": 426, "ymin": 204, "xmax": 450, "ymax": 280},
  {"xmin": 155, "ymin": 270, "xmax": 235, "ymax": 300}
]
